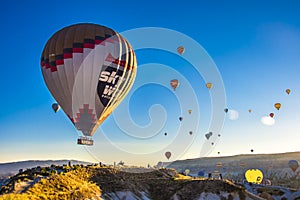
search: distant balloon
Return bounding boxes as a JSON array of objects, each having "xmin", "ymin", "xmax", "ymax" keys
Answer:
[
  {"xmin": 205, "ymin": 132, "xmax": 213, "ymax": 140},
  {"xmin": 164, "ymin": 132, "xmax": 167, "ymax": 136},
  {"xmin": 218, "ymin": 134, "xmax": 221, "ymax": 137},
  {"xmin": 250, "ymin": 149, "xmax": 254, "ymax": 153},
  {"xmin": 188, "ymin": 109, "xmax": 192, "ymax": 114},
  {"xmin": 269, "ymin": 113, "xmax": 274, "ymax": 118},
  {"xmin": 211, "ymin": 142, "xmax": 214, "ymax": 145},
  {"xmin": 245, "ymin": 169, "xmax": 263, "ymax": 184},
  {"xmin": 216, "ymin": 163, "xmax": 222, "ymax": 168},
  {"xmin": 288, "ymin": 160, "xmax": 299, "ymax": 172},
  {"xmin": 170, "ymin": 79, "xmax": 179, "ymax": 91},
  {"xmin": 165, "ymin": 151, "xmax": 171, "ymax": 160},
  {"xmin": 240, "ymin": 161, "xmax": 246, "ymax": 168},
  {"xmin": 179, "ymin": 117, "xmax": 183, "ymax": 121},
  {"xmin": 198, "ymin": 171, "xmax": 205, "ymax": 177},
  {"xmin": 217, "ymin": 152, "xmax": 220, "ymax": 154},
  {"xmin": 274, "ymin": 103, "xmax": 281, "ymax": 110},
  {"xmin": 189, "ymin": 131, "xmax": 193, "ymax": 135},
  {"xmin": 224, "ymin": 108, "xmax": 228, "ymax": 113},
  {"xmin": 177, "ymin": 46, "xmax": 185, "ymax": 55},
  {"xmin": 206, "ymin": 82, "xmax": 213, "ymax": 89},
  {"xmin": 261, "ymin": 116, "xmax": 275, "ymax": 126},
  {"xmin": 286, "ymin": 89, "xmax": 291, "ymax": 95},
  {"xmin": 185, "ymin": 169, "xmax": 190, "ymax": 175},
  {"xmin": 52, "ymin": 103, "xmax": 60, "ymax": 113},
  {"xmin": 248, "ymin": 109, "xmax": 252, "ymax": 113}
]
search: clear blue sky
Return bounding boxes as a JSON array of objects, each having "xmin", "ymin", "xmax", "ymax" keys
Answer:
[{"xmin": 0, "ymin": 0, "xmax": 299, "ymax": 166}]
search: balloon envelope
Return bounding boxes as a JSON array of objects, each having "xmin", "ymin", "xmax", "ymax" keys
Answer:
[
  {"xmin": 288, "ymin": 160, "xmax": 299, "ymax": 172},
  {"xmin": 206, "ymin": 82, "xmax": 212, "ymax": 89},
  {"xmin": 52, "ymin": 103, "xmax": 60, "ymax": 113},
  {"xmin": 177, "ymin": 46, "xmax": 185, "ymax": 55},
  {"xmin": 170, "ymin": 79, "xmax": 179, "ymax": 91},
  {"xmin": 274, "ymin": 103, "xmax": 281, "ymax": 110},
  {"xmin": 165, "ymin": 151, "xmax": 171, "ymax": 160},
  {"xmin": 41, "ymin": 23, "xmax": 137, "ymax": 137},
  {"xmin": 245, "ymin": 169, "xmax": 263, "ymax": 184}
]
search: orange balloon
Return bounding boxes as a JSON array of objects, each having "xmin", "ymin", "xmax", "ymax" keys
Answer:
[
  {"xmin": 177, "ymin": 46, "xmax": 185, "ymax": 55},
  {"xmin": 170, "ymin": 79, "xmax": 179, "ymax": 91},
  {"xmin": 286, "ymin": 89, "xmax": 291, "ymax": 95},
  {"xmin": 274, "ymin": 103, "xmax": 281, "ymax": 110},
  {"xmin": 206, "ymin": 82, "xmax": 212, "ymax": 89}
]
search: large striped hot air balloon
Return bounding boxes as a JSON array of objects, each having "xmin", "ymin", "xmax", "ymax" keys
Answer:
[{"xmin": 40, "ymin": 23, "xmax": 137, "ymax": 145}]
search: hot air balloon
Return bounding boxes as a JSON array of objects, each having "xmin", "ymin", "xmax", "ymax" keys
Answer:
[
  {"xmin": 217, "ymin": 152, "xmax": 220, "ymax": 154},
  {"xmin": 216, "ymin": 163, "xmax": 222, "ymax": 169},
  {"xmin": 164, "ymin": 132, "xmax": 167, "ymax": 136},
  {"xmin": 245, "ymin": 169, "xmax": 263, "ymax": 184},
  {"xmin": 269, "ymin": 113, "xmax": 274, "ymax": 118},
  {"xmin": 177, "ymin": 46, "xmax": 185, "ymax": 55},
  {"xmin": 170, "ymin": 79, "xmax": 179, "ymax": 91},
  {"xmin": 188, "ymin": 109, "xmax": 192, "ymax": 114},
  {"xmin": 206, "ymin": 82, "xmax": 212, "ymax": 89},
  {"xmin": 40, "ymin": 23, "xmax": 137, "ymax": 145},
  {"xmin": 189, "ymin": 131, "xmax": 193, "ymax": 135},
  {"xmin": 224, "ymin": 108, "xmax": 228, "ymax": 113},
  {"xmin": 52, "ymin": 103, "xmax": 60, "ymax": 113},
  {"xmin": 185, "ymin": 169, "xmax": 190, "ymax": 175},
  {"xmin": 274, "ymin": 103, "xmax": 281, "ymax": 110},
  {"xmin": 165, "ymin": 151, "xmax": 171, "ymax": 160},
  {"xmin": 211, "ymin": 142, "xmax": 214, "ymax": 145},
  {"xmin": 286, "ymin": 89, "xmax": 291, "ymax": 95},
  {"xmin": 179, "ymin": 117, "xmax": 183, "ymax": 121},
  {"xmin": 240, "ymin": 161, "xmax": 246, "ymax": 168},
  {"xmin": 288, "ymin": 160, "xmax": 299, "ymax": 172},
  {"xmin": 205, "ymin": 132, "xmax": 212, "ymax": 140},
  {"xmin": 251, "ymin": 149, "xmax": 254, "ymax": 153},
  {"xmin": 248, "ymin": 109, "xmax": 252, "ymax": 113}
]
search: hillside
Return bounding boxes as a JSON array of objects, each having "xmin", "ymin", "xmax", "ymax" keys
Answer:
[
  {"xmin": 0, "ymin": 163, "xmax": 299, "ymax": 200},
  {"xmin": 0, "ymin": 160, "xmax": 92, "ymax": 177}
]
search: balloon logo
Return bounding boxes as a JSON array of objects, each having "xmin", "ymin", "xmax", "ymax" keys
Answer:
[
  {"xmin": 40, "ymin": 23, "xmax": 137, "ymax": 144},
  {"xmin": 286, "ymin": 89, "xmax": 291, "ymax": 95},
  {"xmin": 206, "ymin": 82, "xmax": 212, "ymax": 89},
  {"xmin": 245, "ymin": 169, "xmax": 263, "ymax": 184},
  {"xmin": 269, "ymin": 113, "xmax": 274, "ymax": 118},
  {"xmin": 52, "ymin": 103, "xmax": 60, "ymax": 113},
  {"xmin": 274, "ymin": 103, "xmax": 281, "ymax": 110},
  {"xmin": 170, "ymin": 79, "xmax": 179, "ymax": 91},
  {"xmin": 165, "ymin": 151, "xmax": 171, "ymax": 160},
  {"xmin": 177, "ymin": 46, "xmax": 185, "ymax": 55}
]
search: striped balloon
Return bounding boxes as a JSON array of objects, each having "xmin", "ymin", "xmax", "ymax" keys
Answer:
[{"xmin": 41, "ymin": 23, "xmax": 137, "ymax": 137}]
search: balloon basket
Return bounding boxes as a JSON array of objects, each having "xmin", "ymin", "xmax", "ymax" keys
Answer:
[{"xmin": 77, "ymin": 137, "xmax": 94, "ymax": 146}]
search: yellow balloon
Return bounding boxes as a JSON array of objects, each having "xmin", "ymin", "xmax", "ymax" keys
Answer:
[
  {"xmin": 245, "ymin": 169, "xmax": 263, "ymax": 184},
  {"xmin": 206, "ymin": 82, "xmax": 212, "ymax": 89},
  {"xmin": 274, "ymin": 103, "xmax": 281, "ymax": 110}
]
